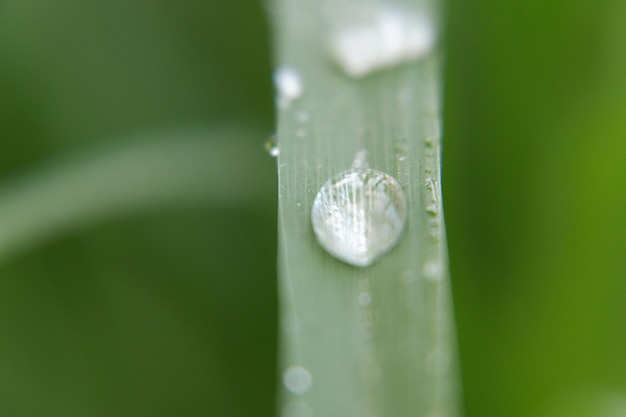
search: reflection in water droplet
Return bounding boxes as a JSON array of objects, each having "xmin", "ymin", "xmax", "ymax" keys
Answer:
[
  {"xmin": 274, "ymin": 67, "xmax": 303, "ymax": 108},
  {"xmin": 265, "ymin": 135, "xmax": 280, "ymax": 157},
  {"xmin": 283, "ymin": 366, "xmax": 313, "ymax": 394},
  {"xmin": 311, "ymin": 168, "xmax": 407, "ymax": 267},
  {"xmin": 330, "ymin": 4, "xmax": 436, "ymax": 77}
]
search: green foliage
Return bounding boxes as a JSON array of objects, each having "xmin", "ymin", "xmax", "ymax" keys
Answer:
[
  {"xmin": 0, "ymin": 0, "xmax": 625, "ymax": 416},
  {"xmin": 0, "ymin": 1, "xmax": 277, "ymax": 416},
  {"xmin": 445, "ymin": 1, "xmax": 626, "ymax": 416}
]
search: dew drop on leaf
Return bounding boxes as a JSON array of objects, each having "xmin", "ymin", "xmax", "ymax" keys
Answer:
[
  {"xmin": 265, "ymin": 135, "xmax": 280, "ymax": 157},
  {"xmin": 330, "ymin": 4, "xmax": 436, "ymax": 78},
  {"xmin": 274, "ymin": 66, "xmax": 303, "ymax": 108},
  {"xmin": 311, "ymin": 168, "xmax": 407, "ymax": 267},
  {"xmin": 283, "ymin": 366, "xmax": 313, "ymax": 395}
]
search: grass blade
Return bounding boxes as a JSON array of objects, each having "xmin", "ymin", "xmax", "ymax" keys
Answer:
[
  {"xmin": 272, "ymin": 1, "xmax": 461, "ymax": 416},
  {"xmin": 0, "ymin": 126, "xmax": 273, "ymax": 264}
]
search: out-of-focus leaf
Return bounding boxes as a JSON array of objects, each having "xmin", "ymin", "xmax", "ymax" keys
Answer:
[{"xmin": 0, "ymin": 127, "xmax": 275, "ymax": 265}]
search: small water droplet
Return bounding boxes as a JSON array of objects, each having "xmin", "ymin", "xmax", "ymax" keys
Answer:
[
  {"xmin": 274, "ymin": 67, "xmax": 303, "ymax": 108},
  {"xmin": 330, "ymin": 4, "xmax": 436, "ymax": 78},
  {"xmin": 283, "ymin": 366, "xmax": 313, "ymax": 395},
  {"xmin": 296, "ymin": 128, "xmax": 306, "ymax": 138},
  {"xmin": 358, "ymin": 292, "xmax": 372, "ymax": 306},
  {"xmin": 265, "ymin": 135, "xmax": 280, "ymax": 157},
  {"xmin": 311, "ymin": 168, "xmax": 407, "ymax": 267},
  {"xmin": 352, "ymin": 150, "xmax": 369, "ymax": 169},
  {"xmin": 423, "ymin": 261, "xmax": 442, "ymax": 281}
]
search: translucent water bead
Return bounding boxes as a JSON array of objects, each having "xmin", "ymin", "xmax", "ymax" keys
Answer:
[
  {"xmin": 311, "ymin": 168, "xmax": 407, "ymax": 267},
  {"xmin": 274, "ymin": 66, "xmax": 303, "ymax": 109},
  {"xmin": 330, "ymin": 4, "xmax": 436, "ymax": 77}
]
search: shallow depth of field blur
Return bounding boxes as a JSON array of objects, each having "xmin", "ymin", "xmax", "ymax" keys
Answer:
[{"xmin": 1, "ymin": 1, "xmax": 625, "ymax": 417}]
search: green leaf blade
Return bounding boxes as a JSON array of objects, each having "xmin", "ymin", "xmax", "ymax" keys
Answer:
[
  {"xmin": 273, "ymin": 1, "xmax": 461, "ymax": 416},
  {"xmin": 0, "ymin": 126, "xmax": 274, "ymax": 265}
]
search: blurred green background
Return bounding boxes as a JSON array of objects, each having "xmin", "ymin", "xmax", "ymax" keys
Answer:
[{"xmin": 0, "ymin": 0, "xmax": 625, "ymax": 416}]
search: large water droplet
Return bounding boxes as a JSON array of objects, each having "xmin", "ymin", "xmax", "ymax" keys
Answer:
[
  {"xmin": 330, "ymin": 4, "xmax": 436, "ymax": 78},
  {"xmin": 274, "ymin": 66, "xmax": 303, "ymax": 108},
  {"xmin": 311, "ymin": 168, "xmax": 407, "ymax": 267},
  {"xmin": 283, "ymin": 366, "xmax": 313, "ymax": 395}
]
